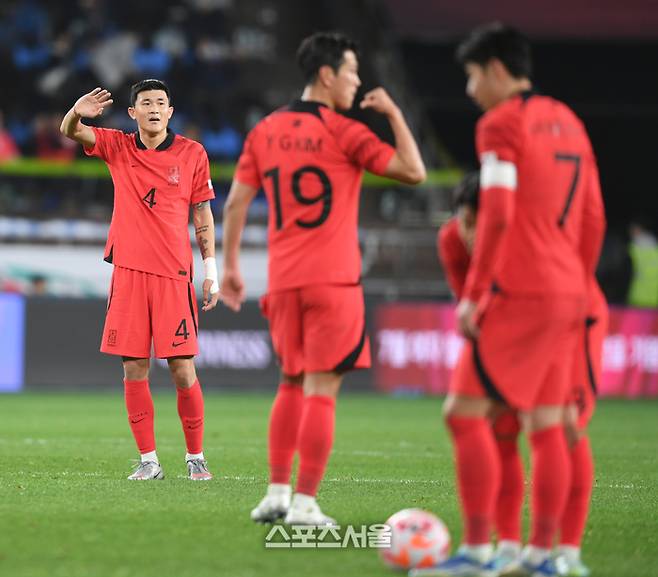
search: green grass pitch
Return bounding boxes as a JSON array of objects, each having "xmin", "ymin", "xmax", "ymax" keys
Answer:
[{"xmin": 0, "ymin": 393, "xmax": 656, "ymax": 577}]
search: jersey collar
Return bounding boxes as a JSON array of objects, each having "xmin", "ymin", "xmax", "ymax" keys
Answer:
[
  {"xmin": 287, "ymin": 100, "xmax": 328, "ymax": 119},
  {"xmin": 134, "ymin": 129, "xmax": 176, "ymax": 151}
]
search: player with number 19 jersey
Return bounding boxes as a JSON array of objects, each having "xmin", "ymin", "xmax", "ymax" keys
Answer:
[
  {"xmin": 235, "ymin": 100, "xmax": 395, "ymax": 373},
  {"xmin": 236, "ymin": 100, "xmax": 394, "ymax": 292}
]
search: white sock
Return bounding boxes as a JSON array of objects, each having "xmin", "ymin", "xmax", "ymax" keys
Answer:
[
  {"xmin": 557, "ymin": 545, "xmax": 581, "ymax": 563},
  {"xmin": 267, "ymin": 483, "xmax": 291, "ymax": 497},
  {"xmin": 186, "ymin": 452, "xmax": 204, "ymax": 461},
  {"xmin": 291, "ymin": 492, "xmax": 317, "ymax": 509},
  {"xmin": 497, "ymin": 540, "xmax": 522, "ymax": 554},
  {"xmin": 523, "ymin": 545, "xmax": 552, "ymax": 565},
  {"xmin": 460, "ymin": 543, "xmax": 494, "ymax": 563},
  {"xmin": 141, "ymin": 450, "xmax": 158, "ymax": 464}
]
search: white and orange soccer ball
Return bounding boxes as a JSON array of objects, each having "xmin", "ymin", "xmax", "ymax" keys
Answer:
[{"xmin": 380, "ymin": 508, "xmax": 451, "ymax": 571}]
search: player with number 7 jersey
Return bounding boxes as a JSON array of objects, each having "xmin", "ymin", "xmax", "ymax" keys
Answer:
[{"xmin": 221, "ymin": 32, "xmax": 426, "ymax": 526}]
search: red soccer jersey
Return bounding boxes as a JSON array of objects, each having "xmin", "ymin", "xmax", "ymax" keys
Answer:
[
  {"xmin": 85, "ymin": 128, "xmax": 214, "ymax": 281},
  {"xmin": 235, "ymin": 100, "xmax": 395, "ymax": 292},
  {"xmin": 464, "ymin": 92, "xmax": 605, "ymax": 301},
  {"xmin": 438, "ymin": 217, "xmax": 471, "ymax": 299}
]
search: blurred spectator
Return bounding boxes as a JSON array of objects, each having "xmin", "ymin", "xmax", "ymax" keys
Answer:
[
  {"xmin": 33, "ymin": 113, "xmax": 77, "ymax": 162},
  {"xmin": 202, "ymin": 122, "xmax": 243, "ymax": 159},
  {"xmin": 29, "ymin": 274, "xmax": 49, "ymax": 296},
  {"xmin": 0, "ymin": 111, "xmax": 20, "ymax": 162},
  {"xmin": 133, "ymin": 35, "xmax": 172, "ymax": 76},
  {"xmin": 627, "ymin": 218, "xmax": 658, "ymax": 308}
]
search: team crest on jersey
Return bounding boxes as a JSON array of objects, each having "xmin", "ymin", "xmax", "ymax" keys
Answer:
[{"xmin": 167, "ymin": 166, "xmax": 180, "ymax": 185}]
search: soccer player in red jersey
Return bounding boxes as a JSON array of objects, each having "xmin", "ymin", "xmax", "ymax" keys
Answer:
[
  {"xmin": 422, "ymin": 24, "xmax": 606, "ymax": 577},
  {"xmin": 439, "ymin": 174, "xmax": 526, "ymax": 570},
  {"xmin": 220, "ymin": 32, "xmax": 426, "ymax": 525},
  {"xmin": 60, "ymin": 79, "xmax": 219, "ymax": 481},
  {"xmin": 438, "ymin": 173, "xmax": 608, "ymax": 576}
]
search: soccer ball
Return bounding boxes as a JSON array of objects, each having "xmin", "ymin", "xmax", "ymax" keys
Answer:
[{"xmin": 380, "ymin": 508, "xmax": 451, "ymax": 570}]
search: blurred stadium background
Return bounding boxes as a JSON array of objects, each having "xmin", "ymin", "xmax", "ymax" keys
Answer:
[
  {"xmin": 2, "ymin": 0, "xmax": 658, "ymax": 393},
  {"xmin": 0, "ymin": 2, "xmax": 657, "ymax": 576}
]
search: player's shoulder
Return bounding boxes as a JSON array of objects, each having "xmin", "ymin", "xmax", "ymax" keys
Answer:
[
  {"xmin": 478, "ymin": 95, "xmax": 525, "ymax": 133},
  {"xmin": 439, "ymin": 217, "xmax": 460, "ymax": 240},
  {"xmin": 174, "ymin": 133, "xmax": 208, "ymax": 156},
  {"xmin": 439, "ymin": 218, "xmax": 463, "ymax": 250}
]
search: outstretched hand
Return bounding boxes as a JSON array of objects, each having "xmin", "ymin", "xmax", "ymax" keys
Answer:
[{"xmin": 73, "ymin": 88, "xmax": 113, "ymax": 119}]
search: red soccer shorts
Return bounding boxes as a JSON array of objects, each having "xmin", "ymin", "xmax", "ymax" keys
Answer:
[
  {"xmin": 260, "ymin": 284, "xmax": 370, "ymax": 376},
  {"xmin": 101, "ymin": 266, "xmax": 199, "ymax": 359},
  {"xmin": 451, "ymin": 291, "xmax": 585, "ymax": 411}
]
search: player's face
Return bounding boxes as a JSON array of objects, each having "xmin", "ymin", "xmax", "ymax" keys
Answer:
[
  {"xmin": 330, "ymin": 50, "xmax": 361, "ymax": 110},
  {"xmin": 128, "ymin": 90, "xmax": 173, "ymax": 134},
  {"xmin": 465, "ymin": 62, "xmax": 501, "ymax": 111}
]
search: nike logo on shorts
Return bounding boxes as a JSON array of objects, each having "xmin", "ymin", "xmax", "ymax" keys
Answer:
[{"xmin": 172, "ymin": 341, "xmax": 187, "ymax": 348}]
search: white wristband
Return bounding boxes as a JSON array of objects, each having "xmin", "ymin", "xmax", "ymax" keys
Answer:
[{"xmin": 203, "ymin": 257, "xmax": 219, "ymax": 294}]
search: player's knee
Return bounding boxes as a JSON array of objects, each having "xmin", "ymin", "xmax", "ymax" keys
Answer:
[
  {"xmin": 123, "ymin": 357, "xmax": 150, "ymax": 380},
  {"xmin": 442, "ymin": 394, "xmax": 489, "ymax": 420},
  {"xmin": 525, "ymin": 406, "xmax": 564, "ymax": 433},
  {"xmin": 303, "ymin": 371, "xmax": 342, "ymax": 398},
  {"xmin": 167, "ymin": 357, "xmax": 196, "ymax": 388}
]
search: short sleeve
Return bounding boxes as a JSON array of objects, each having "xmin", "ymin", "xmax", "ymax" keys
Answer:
[
  {"xmin": 191, "ymin": 146, "xmax": 215, "ymax": 204},
  {"xmin": 234, "ymin": 128, "xmax": 262, "ymax": 188},
  {"xmin": 334, "ymin": 116, "xmax": 395, "ymax": 175},
  {"xmin": 476, "ymin": 105, "xmax": 522, "ymax": 164},
  {"xmin": 83, "ymin": 127, "xmax": 123, "ymax": 162}
]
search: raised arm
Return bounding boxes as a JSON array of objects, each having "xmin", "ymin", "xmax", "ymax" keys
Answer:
[
  {"xmin": 360, "ymin": 88, "xmax": 426, "ymax": 184},
  {"xmin": 60, "ymin": 88, "xmax": 113, "ymax": 148},
  {"xmin": 219, "ymin": 179, "xmax": 259, "ymax": 312},
  {"xmin": 193, "ymin": 200, "xmax": 220, "ymax": 312}
]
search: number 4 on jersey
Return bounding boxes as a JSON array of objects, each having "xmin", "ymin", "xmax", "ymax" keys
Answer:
[{"xmin": 142, "ymin": 188, "xmax": 157, "ymax": 208}]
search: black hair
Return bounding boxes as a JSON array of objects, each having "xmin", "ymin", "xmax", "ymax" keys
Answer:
[
  {"xmin": 456, "ymin": 22, "xmax": 532, "ymax": 79},
  {"xmin": 296, "ymin": 31, "xmax": 359, "ymax": 84},
  {"xmin": 129, "ymin": 79, "xmax": 171, "ymax": 106},
  {"xmin": 452, "ymin": 171, "xmax": 480, "ymax": 212}
]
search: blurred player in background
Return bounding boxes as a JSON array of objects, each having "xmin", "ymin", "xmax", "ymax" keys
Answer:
[
  {"xmin": 437, "ymin": 173, "xmax": 608, "ymax": 577},
  {"xmin": 419, "ymin": 23, "xmax": 606, "ymax": 577},
  {"xmin": 60, "ymin": 79, "xmax": 219, "ymax": 481},
  {"xmin": 220, "ymin": 31, "xmax": 426, "ymax": 525}
]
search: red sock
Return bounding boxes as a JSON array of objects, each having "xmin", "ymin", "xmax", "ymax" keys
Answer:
[
  {"xmin": 495, "ymin": 437, "xmax": 525, "ymax": 542},
  {"xmin": 529, "ymin": 425, "xmax": 572, "ymax": 548},
  {"xmin": 177, "ymin": 379, "xmax": 204, "ymax": 454},
  {"xmin": 447, "ymin": 416, "xmax": 500, "ymax": 545},
  {"xmin": 560, "ymin": 435, "xmax": 594, "ymax": 546},
  {"xmin": 269, "ymin": 383, "xmax": 304, "ymax": 484},
  {"xmin": 295, "ymin": 395, "xmax": 335, "ymax": 497},
  {"xmin": 124, "ymin": 379, "xmax": 155, "ymax": 454}
]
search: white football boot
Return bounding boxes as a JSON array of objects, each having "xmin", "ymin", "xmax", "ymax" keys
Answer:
[
  {"xmin": 284, "ymin": 493, "xmax": 336, "ymax": 526},
  {"xmin": 250, "ymin": 483, "xmax": 291, "ymax": 523}
]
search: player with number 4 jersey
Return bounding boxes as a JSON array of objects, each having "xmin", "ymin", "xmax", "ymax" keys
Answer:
[
  {"xmin": 60, "ymin": 79, "xmax": 219, "ymax": 482},
  {"xmin": 221, "ymin": 32, "xmax": 426, "ymax": 526}
]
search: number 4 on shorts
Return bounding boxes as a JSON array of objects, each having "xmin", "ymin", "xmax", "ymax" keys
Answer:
[{"xmin": 175, "ymin": 319, "xmax": 189, "ymax": 340}]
